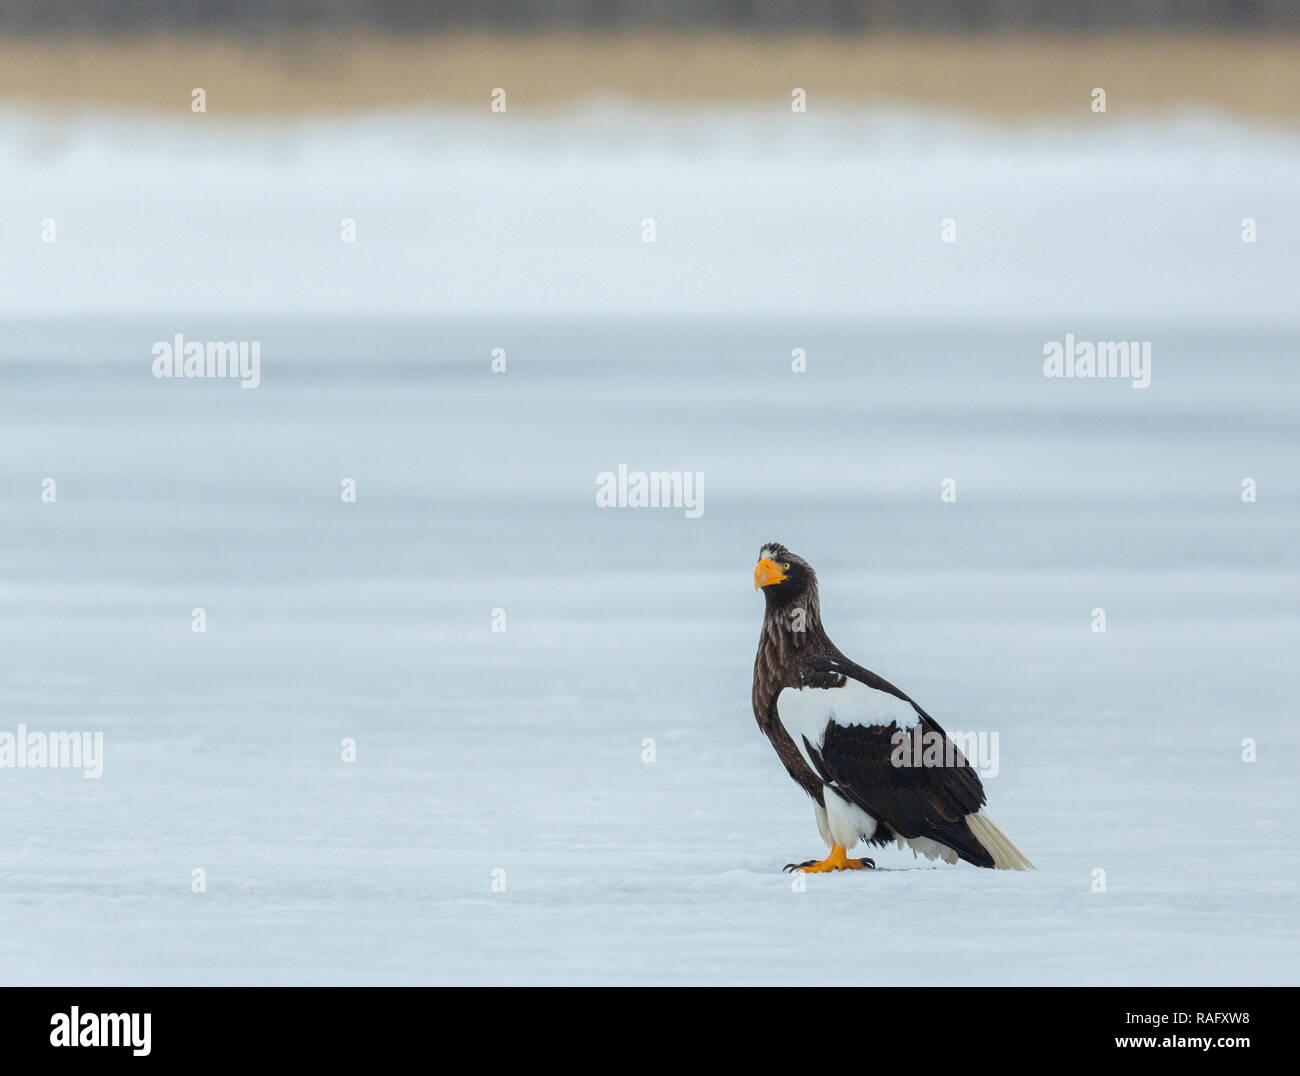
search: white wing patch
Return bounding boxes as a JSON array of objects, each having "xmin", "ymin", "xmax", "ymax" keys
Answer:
[{"xmin": 776, "ymin": 677, "xmax": 922, "ymax": 775}]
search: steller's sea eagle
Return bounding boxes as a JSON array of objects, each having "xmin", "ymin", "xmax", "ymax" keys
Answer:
[{"xmin": 752, "ymin": 542, "xmax": 1034, "ymax": 873}]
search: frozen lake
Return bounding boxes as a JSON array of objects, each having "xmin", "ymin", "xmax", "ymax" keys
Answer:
[
  {"xmin": 1, "ymin": 101, "xmax": 1298, "ymax": 983},
  {"xmin": 1, "ymin": 320, "xmax": 1297, "ymax": 984}
]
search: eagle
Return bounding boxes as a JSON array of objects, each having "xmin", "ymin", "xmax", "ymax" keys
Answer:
[{"xmin": 752, "ymin": 542, "xmax": 1033, "ymax": 873}]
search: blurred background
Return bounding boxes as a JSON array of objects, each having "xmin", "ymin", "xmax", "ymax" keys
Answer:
[
  {"xmin": 2, "ymin": 3, "xmax": 1297, "ymax": 319},
  {"xmin": 4, "ymin": 0, "xmax": 1300, "ymax": 32},
  {"xmin": 1, "ymin": 3, "xmax": 1299, "ymax": 118},
  {"xmin": 1, "ymin": 6, "xmax": 1297, "ymax": 985}
]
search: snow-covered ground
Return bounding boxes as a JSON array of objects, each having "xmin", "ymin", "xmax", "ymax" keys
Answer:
[
  {"xmin": 0, "ymin": 106, "xmax": 1297, "ymax": 984},
  {"xmin": 1, "ymin": 103, "xmax": 1298, "ymax": 323}
]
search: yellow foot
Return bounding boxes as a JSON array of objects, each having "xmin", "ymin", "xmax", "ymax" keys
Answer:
[{"xmin": 783, "ymin": 844, "xmax": 874, "ymax": 873}]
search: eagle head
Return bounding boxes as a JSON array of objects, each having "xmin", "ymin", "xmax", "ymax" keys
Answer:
[{"xmin": 753, "ymin": 542, "xmax": 816, "ymax": 602}]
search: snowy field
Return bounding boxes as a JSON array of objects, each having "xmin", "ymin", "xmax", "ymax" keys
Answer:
[{"xmin": 1, "ymin": 106, "xmax": 1298, "ymax": 984}]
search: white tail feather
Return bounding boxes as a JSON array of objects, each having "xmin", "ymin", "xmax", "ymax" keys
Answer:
[
  {"xmin": 966, "ymin": 811, "xmax": 1035, "ymax": 871},
  {"xmin": 896, "ymin": 835, "xmax": 959, "ymax": 864}
]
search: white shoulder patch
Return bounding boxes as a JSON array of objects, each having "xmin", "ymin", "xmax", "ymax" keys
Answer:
[{"xmin": 776, "ymin": 677, "xmax": 922, "ymax": 773}]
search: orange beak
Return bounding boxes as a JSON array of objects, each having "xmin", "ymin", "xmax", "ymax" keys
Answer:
[{"xmin": 753, "ymin": 557, "xmax": 787, "ymax": 590}]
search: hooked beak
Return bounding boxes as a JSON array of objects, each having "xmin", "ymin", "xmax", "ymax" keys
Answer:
[{"xmin": 753, "ymin": 557, "xmax": 787, "ymax": 590}]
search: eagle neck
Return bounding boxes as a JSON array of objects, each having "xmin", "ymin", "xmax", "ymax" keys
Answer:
[{"xmin": 761, "ymin": 586, "xmax": 829, "ymax": 662}]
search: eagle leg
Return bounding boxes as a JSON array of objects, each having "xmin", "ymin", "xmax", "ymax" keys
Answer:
[{"xmin": 783, "ymin": 844, "xmax": 874, "ymax": 873}]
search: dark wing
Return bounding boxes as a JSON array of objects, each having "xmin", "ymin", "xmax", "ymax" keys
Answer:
[{"xmin": 805, "ymin": 657, "xmax": 993, "ymax": 867}]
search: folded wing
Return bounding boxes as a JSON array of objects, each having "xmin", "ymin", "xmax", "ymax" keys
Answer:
[{"xmin": 776, "ymin": 657, "xmax": 994, "ymax": 867}]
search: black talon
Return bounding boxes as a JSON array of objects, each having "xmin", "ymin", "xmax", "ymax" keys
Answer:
[{"xmin": 782, "ymin": 856, "xmax": 875, "ymax": 872}]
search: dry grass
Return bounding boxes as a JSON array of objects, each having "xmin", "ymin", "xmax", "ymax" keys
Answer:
[{"xmin": 1, "ymin": 32, "xmax": 1298, "ymax": 119}]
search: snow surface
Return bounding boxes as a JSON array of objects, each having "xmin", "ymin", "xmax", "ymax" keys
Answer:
[
  {"xmin": 0, "ymin": 105, "xmax": 1298, "ymax": 984},
  {"xmin": 1, "ymin": 103, "xmax": 1299, "ymax": 323}
]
